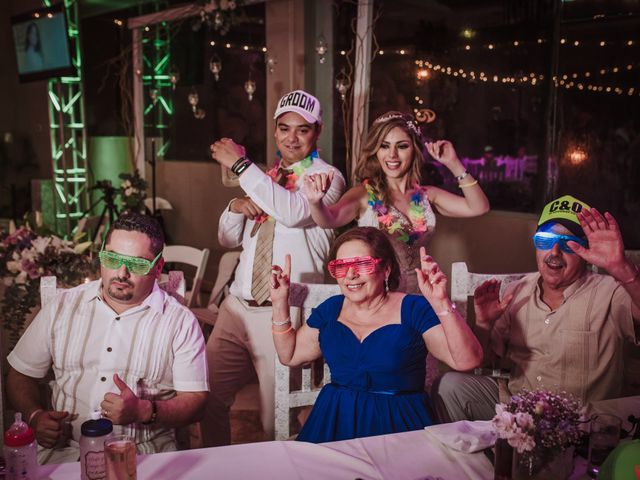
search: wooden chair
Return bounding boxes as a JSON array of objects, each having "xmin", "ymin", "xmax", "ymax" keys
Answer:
[
  {"xmin": 274, "ymin": 282, "xmax": 340, "ymax": 441},
  {"xmin": 162, "ymin": 245, "xmax": 209, "ymax": 308},
  {"xmin": 190, "ymin": 251, "xmax": 241, "ymax": 337}
]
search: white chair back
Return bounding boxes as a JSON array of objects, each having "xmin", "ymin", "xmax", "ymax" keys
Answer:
[
  {"xmin": 450, "ymin": 262, "xmax": 529, "ymax": 321},
  {"xmin": 207, "ymin": 251, "xmax": 241, "ymax": 308},
  {"xmin": 162, "ymin": 245, "xmax": 210, "ymax": 307},
  {"xmin": 190, "ymin": 251, "xmax": 241, "ymax": 334},
  {"xmin": 274, "ymin": 282, "xmax": 341, "ymax": 440}
]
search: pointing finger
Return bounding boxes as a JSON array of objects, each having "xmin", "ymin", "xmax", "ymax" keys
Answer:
[{"xmin": 284, "ymin": 254, "xmax": 291, "ymax": 278}]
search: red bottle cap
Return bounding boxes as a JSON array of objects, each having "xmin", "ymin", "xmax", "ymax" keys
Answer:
[{"xmin": 4, "ymin": 413, "xmax": 35, "ymax": 447}]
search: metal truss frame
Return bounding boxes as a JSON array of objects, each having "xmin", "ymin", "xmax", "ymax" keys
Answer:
[{"xmin": 44, "ymin": 0, "xmax": 88, "ymax": 236}]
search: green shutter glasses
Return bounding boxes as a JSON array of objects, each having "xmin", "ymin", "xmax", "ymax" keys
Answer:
[{"xmin": 99, "ymin": 242, "xmax": 162, "ymax": 275}]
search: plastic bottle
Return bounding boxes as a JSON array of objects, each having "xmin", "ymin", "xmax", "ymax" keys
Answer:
[
  {"xmin": 3, "ymin": 412, "xmax": 38, "ymax": 480},
  {"xmin": 80, "ymin": 410, "xmax": 114, "ymax": 480}
]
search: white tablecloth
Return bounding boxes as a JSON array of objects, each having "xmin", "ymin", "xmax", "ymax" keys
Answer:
[{"xmin": 39, "ymin": 424, "xmax": 494, "ymax": 479}]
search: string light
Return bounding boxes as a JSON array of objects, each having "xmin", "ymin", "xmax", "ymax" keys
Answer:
[{"xmin": 414, "ymin": 59, "xmax": 639, "ymax": 97}]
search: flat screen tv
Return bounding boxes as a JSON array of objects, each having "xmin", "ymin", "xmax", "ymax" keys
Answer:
[{"xmin": 11, "ymin": 3, "xmax": 74, "ymax": 83}]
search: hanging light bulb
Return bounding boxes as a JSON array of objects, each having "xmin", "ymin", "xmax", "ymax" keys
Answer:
[
  {"xmin": 188, "ymin": 89, "xmax": 199, "ymax": 112},
  {"xmin": 149, "ymin": 88, "xmax": 159, "ymax": 105},
  {"xmin": 214, "ymin": 11, "xmax": 223, "ymax": 30},
  {"xmin": 244, "ymin": 79, "xmax": 256, "ymax": 101},
  {"xmin": 169, "ymin": 66, "xmax": 180, "ymax": 90},
  {"xmin": 209, "ymin": 56, "xmax": 222, "ymax": 81},
  {"xmin": 567, "ymin": 146, "xmax": 588, "ymax": 165},
  {"xmin": 335, "ymin": 69, "xmax": 351, "ymax": 101},
  {"xmin": 265, "ymin": 54, "xmax": 277, "ymax": 74},
  {"xmin": 316, "ymin": 35, "xmax": 328, "ymax": 64},
  {"xmin": 194, "ymin": 108, "xmax": 206, "ymax": 120}
]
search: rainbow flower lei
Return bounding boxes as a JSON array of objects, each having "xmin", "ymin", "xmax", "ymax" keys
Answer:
[
  {"xmin": 255, "ymin": 150, "xmax": 318, "ymax": 224},
  {"xmin": 363, "ymin": 180, "xmax": 428, "ymax": 243}
]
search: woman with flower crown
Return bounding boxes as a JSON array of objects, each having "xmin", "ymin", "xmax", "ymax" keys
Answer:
[{"xmin": 303, "ymin": 111, "xmax": 489, "ymax": 293}]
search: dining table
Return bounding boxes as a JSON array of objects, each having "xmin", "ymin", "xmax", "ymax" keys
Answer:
[
  {"xmin": 40, "ymin": 421, "xmax": 496, "ymax": 479},
  {"xmin": 36, "ymin": 409, "xmax": 624, "ymax": 480}
]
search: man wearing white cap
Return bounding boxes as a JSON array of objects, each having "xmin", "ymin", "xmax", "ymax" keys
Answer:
[
  {"xmin": 434, "ymin": 195, "xmax": 640, "ymax": 422},
  {"xmin": 204, "ymin": 90, "xmax": 345, "ymax": 445}
]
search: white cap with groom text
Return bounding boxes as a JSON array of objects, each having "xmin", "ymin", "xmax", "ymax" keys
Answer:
[{"xmin": 273, "ymin": 90, "xmax": 322, "ymax": 124}]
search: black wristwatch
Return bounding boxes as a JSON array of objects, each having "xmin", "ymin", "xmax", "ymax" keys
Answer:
[{"xmin": 142, "ymin": 400, "xmax": 157, "ymax": 425}]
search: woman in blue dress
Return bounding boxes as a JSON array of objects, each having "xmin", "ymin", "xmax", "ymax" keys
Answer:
[{"xmin": 269, "ymin": 227, "xmax": 483, "ymax": 443}]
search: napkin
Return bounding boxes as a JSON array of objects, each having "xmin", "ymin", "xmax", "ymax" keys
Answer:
[{"xmin": 424, "ymin": 420, "xmax": 497, "ymax": 453}]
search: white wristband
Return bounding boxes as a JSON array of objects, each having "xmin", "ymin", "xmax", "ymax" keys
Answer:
[{"xmin": 272, "ymin": 317, "xmax": 291, "ymax": 327}]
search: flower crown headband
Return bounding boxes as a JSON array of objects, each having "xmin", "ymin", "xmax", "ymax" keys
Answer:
[{"xmin": 373, "ymin": 113, "xmax": 422, "ymax": 138}]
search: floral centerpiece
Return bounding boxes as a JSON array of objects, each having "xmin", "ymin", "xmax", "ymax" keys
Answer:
[
  {"xmin": 492, "ymin": 390, "xmax": 586, "ymax": 479},
  {"xmin": 0, "ymin": 226, "xmax": 95, "ymax": 348},
  {"xmin": 119, "ymin": 170, "xmax": 148, "ymax": 213}
]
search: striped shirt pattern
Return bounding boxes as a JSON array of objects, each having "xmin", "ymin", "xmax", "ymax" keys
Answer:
[{"xmin": 8, "ymin": 280, "xmax": 209, "ymax": 455}]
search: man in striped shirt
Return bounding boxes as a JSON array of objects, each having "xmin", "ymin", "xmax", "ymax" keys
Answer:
[{"xmin": 7, "ymin": 213, "xmax": 209, "ymax": 464}]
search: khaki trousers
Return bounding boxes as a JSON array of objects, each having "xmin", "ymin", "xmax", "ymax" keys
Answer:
[{"xmin": 201, "ymin": 294, "xmax": 299, "ymax": 447}]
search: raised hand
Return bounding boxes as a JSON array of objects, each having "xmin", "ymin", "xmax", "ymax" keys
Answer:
[
  {"xmin": 568, "ymin": 208, "xmax": 626, "ymax": 272},
  {"xmin": 209, "ymin": 138, "xmax": 246, "ymax": 169},
  {"xmin": 473, "ymin": 279, "xmax": 514, "ymax": 327},
  {"xmin": 31, "ymin": 410, "xmax": 69, "ymax": 448},
  {"xmin": 302, "ymin": 172, "xmax": 333, "ymax": 204},
  {"xmin": 425, "ymin": 140, "xmax": 461, "ymax": 170},
  {"xmin": 101, "ymin": 374, "xmax": 145, "ymax": 425},
  {"xmin": 230, "ymin": 196, "xmax": 264, "ymax": 220},
  {"xmin": 270, "ymin": 254, "xmax": 291, "ymax": 306},
  {"xmin": 415, "ymin": 247, "xmax": 449, "ymax": 306}
]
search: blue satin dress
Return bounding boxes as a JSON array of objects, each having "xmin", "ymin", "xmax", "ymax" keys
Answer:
[{"xmin": 296, "ymin": 294, "xmax": 440, "ymax": 443}]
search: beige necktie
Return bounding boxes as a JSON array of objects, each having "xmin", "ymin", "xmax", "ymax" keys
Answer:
[{"xmin": 250, "ymin": 168, "xmax": 288, "ymax": 305}]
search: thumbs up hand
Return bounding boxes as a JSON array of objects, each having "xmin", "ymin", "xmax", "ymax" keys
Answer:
[{"xmin": 101, "ymin": 374, "xmax": 148, "ymax": 425}]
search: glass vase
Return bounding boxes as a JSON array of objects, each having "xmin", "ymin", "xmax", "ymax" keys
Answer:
[{"xmin": 512, "ymin": 446, "xmax": 574, "ymax": 480}]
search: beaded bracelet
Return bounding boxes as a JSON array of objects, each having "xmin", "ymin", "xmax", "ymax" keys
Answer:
[
  {"xmin": 459, "ymin": 180, "xmax": 479, "ymax": 189},
  {"xmin": 455, "ymin": 170, "xmax": 469, "ymax": 182},
  {"xmin": 272, "ymin": 325, "xmax": 294, "ymax": 335},
  {"xmin": 272, "ymin": 317, "xmax": 291, "ymax": 327}
]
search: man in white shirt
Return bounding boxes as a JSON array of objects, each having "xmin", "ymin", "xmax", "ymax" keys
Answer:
[
  {"xmin": 7, "ymin": 213, "xmax": 209, "ymax": 464},
  {"xmin": 203, "ymin": 90, "xmax": 346, "ymax": 446}
]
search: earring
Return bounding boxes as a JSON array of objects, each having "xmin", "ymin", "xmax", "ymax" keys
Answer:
[{"xmin": 385, "ymin": 277, "xmax": 389, "ymax": 292}]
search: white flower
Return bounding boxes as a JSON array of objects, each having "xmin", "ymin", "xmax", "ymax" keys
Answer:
[
  {"xmin": 16, "ymin": 247, "xmax": 36, "ymax": 264},
  {"xmin": 515, "ymin": 412, "xmax": 534, "ymax": 430},
  {"xmin": 229, "ymin": 0, "xmax": 236, "ymax": 9},
  {"xmin": 121, "ymin": 180, "xmax": 132, "ymax": 188},
  {"xmin": 124, "ymin": 187, "xmax": 133, "ymax": 196},
  {"xmin": 492, "ymin": 403, "xmax": 519, "ymax": 437},
  {"xmin": 31, "ymin": 236, "xmax": 51, "ymax": 255},
  {"xmin": 6, "ymin": 260, "xmax": 21, "ymax": 274},
  {"xmin": 15, "ymin": 271, "xmax": 27, "ymax": 285},
  {"xmin": 508, "ymin": 431, "xmax": 536, "ymax": 453}
]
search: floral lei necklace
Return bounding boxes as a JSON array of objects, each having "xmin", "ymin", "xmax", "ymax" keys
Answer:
[
  {"xmin": 255, "ymin": 150, "xmax": 318, "ymax": 224},
  {"xmin": 363, "ymin": 179, "xmax": 428, "ymax": 243}
]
